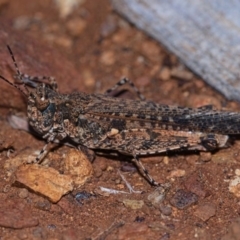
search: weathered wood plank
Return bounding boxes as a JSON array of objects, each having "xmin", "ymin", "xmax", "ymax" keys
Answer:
[{"xmin": 112, "ymin": 0, "xmax": 240, "ymax": 102}]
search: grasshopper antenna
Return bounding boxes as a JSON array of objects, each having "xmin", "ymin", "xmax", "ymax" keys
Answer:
[
  {"xmin": 0, "ymin": 45, "xmax": 28, "ymax": 97},
  {"xmin": 0, "ymin": 74, "xmax": 27, "ymax": 97},
  {"xmin": 7, "ymin": 45, "xmax": 22, "ymax": 78}
]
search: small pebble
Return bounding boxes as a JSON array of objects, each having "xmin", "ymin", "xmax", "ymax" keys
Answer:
[
  {"xmin": 2, "ymin": 184, "xmax": 11, "ymax": 193},
  {"xmin": 34, "ymin": 200, "xmax": 51, "ymax": 211},
  {"xmin": 199, "ymin": 152, "xmax": 212, "ymax": 162},
  {"xmin": 170, "ymin": 189, "xmax": 198, "ymax": 209},
  {"xmin": 121, "ymin": 163, "xmax": 137, "ymax": 173},
  {"xmin": 171, "ymin": 66, "xmax": 193, "ymax": 80},
  {"xmin": 107, "ymin": 166, "xmax": 114, "ymax": 172},
  {"xmin": 66, "ymin": 18, "xmax": 86, "ymax": 37},
  {"xmin": 235, "ymin": 169, "xmax": 240, "ymax": 176},
  {"xmin": 47, "ymin": 224, "xmax": 57, "ymax": 231},
  {"xmin": 13, "ymin": 16, "xmax": 32, "ymax": 30},
  {"xmin": 147, "ymin": 187, "xmax": 166, "ymax": 207},
  {"xmin": 75, "ymin": 191, "xmax": 92, "ymax": 204},
  {"xmin": 168, "ymin": 169, "xmax": 185, "ymax": 178},
  {"xmin": 55, "ymin": 0, "xmax": 85, "ymax": 18},
  {"xmin": 194, "ymin": 203, "xmax": 216, "ymax": 221},
  {"xmin": 163, "ymin": 156, "xmax": 169, "ymax": 165},
  {"xmin": 229, "ymin": 176, "xmax": 240, "ymax": 198},
  {"xmin": 160, "ymin": 232, "xmax": 170, "ymax": 240},
  {"xmin": 115, "ymin": 179, "xmax": 122, "ymax": 185},
  {"xmin": 82, "ymin": 70, "xmax": 95, "ymax": 88},
  {"xmin": 93, "ymin": 166, "xmax": 103, "ymax": 178},
  {"xmin": 96, "ymin": 158, "xmax": 108, "ymax": 171},
  {"xmin": 18, "ymin": 188, "xmax": 29, "ymax": 199},
  {"xmin": 134, "ymin": 216, "xmax": 145, "ymax": 222},
  {"xmin": 100, "ymin": 51, "xmax": 116, "ymax": 66},
  {"xmin": 159, "ymin": 67, "xmax": 171, "ymax": 81},
  {"xmin": 54, "ymin": 36, "xmax": 72, "ymax": 48},
  {"xmin": 159, "ymin": 204, "xmax": 172, "ymax": 216},
  {"xmin": 122, "ymin": 199, "xmax": 144, "ymax": 210}
]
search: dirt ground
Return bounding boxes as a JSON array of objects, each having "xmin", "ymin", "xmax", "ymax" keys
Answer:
[{"xmin": 1, "ymin": 0, "xmax": 240, "ymax": 239}]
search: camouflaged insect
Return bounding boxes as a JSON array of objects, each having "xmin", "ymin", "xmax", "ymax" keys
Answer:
[{"xmin": 1, "ymin": 45, "xmax": 240, "ymax": 186}]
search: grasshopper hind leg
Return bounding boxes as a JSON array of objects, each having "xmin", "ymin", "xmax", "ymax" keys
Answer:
[
  {"xmin": 132, "ymin": 155, "xmax": 161, "ymax": 186},
  {"xmin": 104, "ymin": 77, "xmax": 146, "ymax": 100}
]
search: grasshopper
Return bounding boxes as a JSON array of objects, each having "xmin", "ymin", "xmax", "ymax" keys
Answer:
[{"xmin": 1, "ymin": 45, "xmax": 240, "ymax": 186}]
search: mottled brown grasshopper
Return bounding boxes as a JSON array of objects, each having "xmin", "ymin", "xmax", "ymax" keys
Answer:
[{"xmin": 1, "ymin": 45, "xmax": 240, "ymax": 186}]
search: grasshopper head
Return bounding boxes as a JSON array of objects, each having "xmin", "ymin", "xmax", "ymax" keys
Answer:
[
  {"xmin": 0, "ymin": 46, "xmax": 60, "ymax": 136},
  {"xmin": 27, "ymin": 83, "xmax": 57, "ymax": 135}
]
